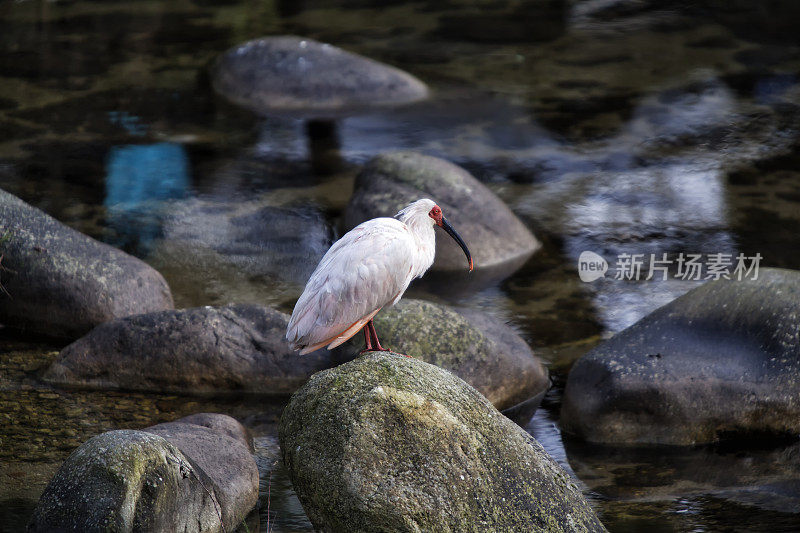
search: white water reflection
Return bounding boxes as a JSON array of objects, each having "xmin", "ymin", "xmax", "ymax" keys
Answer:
[
  {"xmin": 515, "ymin": 77, "xmax": 746, "ymax": 332},
  {"xmin": 253, "ymin": 118, "xmax": 308, "ymax": 161},
  {"xmin": 561, "ymin": 159, "xmax": 736, "ymax": 332}
]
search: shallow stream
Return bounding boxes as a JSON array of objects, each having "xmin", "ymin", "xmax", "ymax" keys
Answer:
[{"xmin": 2, "ymin": 1, "xmax": 800, "ymax": 531}]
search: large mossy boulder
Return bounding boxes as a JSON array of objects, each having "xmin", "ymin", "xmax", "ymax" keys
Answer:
[
  {"xmin": 340, "ymin": 299, "xmax": 549, "ymax": 412},
  {"xmin": 280, "ymin": 352, "xmax": 605, "ymax": 533},
  {"xmin": 44, "ymin": 304, "xmax": 337, "ymax": 395},
  {"xmin": 212, "ymin": 36, "xmax": 428, "ymax": 117},
  {"xmin": 29, "ymin": 414, "xmax": 258, "ymax": 532},
  {"xmin": 0, "ymin": 188, "xmax": 173, "ymax": 339},
  {"xmin": 562, "ymin": 268, "xmax": 800, "ymax": 445},
  {"xmin": 344, "ymin": 151, "xmax": 541, "ymax": 272}
]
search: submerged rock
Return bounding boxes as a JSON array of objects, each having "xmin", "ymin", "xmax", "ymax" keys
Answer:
[
  {"xmin": 340, "ymin": 299, "xmax": 549, "ymax": 412},
  {"xmin": 344, "ymin": 151, "xmax": 540, "ymax": 272},
  {"xmin": 29, "ymin": 414, "xmax": 258, "ymax": 532},
  {"xmin": 154, "ymin": 198, "xmax": 334, "ymax": 289},
  {"xmin": 0, "ymin": 188, "xmax": 173, "ymax": 339},
  {"xmin": 212, "ymin": 36, "xmax": 429, "ymax": 117},
  {"xmin": 44, "ymin": 304, "xmax": 337, "ymax": 395},
  {"xmin": 562, "ymin": 268, "xmax": 800, "ymax": 445},
  {"xmin": 280, "ymin": 352, "xmax": 605, "ymax": 533}
]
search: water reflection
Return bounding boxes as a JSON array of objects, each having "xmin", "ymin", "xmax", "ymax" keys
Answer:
[
  {"xmin": 564, "ymin": 437, "xmax": 800, "ymax": 531},
  {"xmin": 513, "ymin": 77, "xmax": 750, "ymax": 332},
  {"xmin": 104, "ymin": 142, "xmax": 190, "ymax": 251},
  {"xmin": 754, "ymin": 74, "xmax": 799, "ymax": 105},
  {"xmin": 147, "ymin": 196, "xmax": 335, "ymax": 309}
]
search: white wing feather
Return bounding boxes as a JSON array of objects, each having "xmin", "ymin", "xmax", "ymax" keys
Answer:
[{"xmin": 286, "ymin": 218, "xmax": 418, "ymax": 351}]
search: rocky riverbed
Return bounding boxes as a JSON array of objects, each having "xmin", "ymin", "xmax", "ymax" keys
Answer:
[{"xmin": 2, "ymin": 0, "xmax": 800, "ymax": 532}]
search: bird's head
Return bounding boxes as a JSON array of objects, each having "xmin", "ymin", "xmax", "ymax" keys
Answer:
[
  {"xmin": 396, "ymin": 199, "xmax": 474, "ymax": 272},
  {"xmin": 427, "ymin": 202, "xmax": 474, "ymax": 272},
  {"xmin": 428, "ymin": 204, "xmax": 444, "ymax": 226}
]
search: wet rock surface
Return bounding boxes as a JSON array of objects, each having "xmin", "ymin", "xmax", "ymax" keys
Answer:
[
  {"xmin": 344, "ymin": 151, "xmax": 541, "ymax": 272},
  {"xmin": 280, "ymin": 352, "xmax": 605, "ymax": 533},
  {"xmin": 0, "ymin": 188, "xmax": 174, "ymax": 339},
  {"xmin": 340, "ymin": 299, "xmax": 549, "ymax": 411},
  {"xmin": 29, "ymin": 413, "xmax": 258, "ymax": 533},
  {"xmin": 212, "ymin": 36, "xmax": 429, "ymax": 117},
  {"xmin": 44, "ymin": 304, "xmax": 338, "ymax": 396},
  {"xmin": 562, "ymin": 268, "xmax": 800, "ymax": 445}
]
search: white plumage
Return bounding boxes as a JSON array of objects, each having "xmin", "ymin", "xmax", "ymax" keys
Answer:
[{"xmin": 286, "ymin": 198, "xmax": 472, "ymax": 355}]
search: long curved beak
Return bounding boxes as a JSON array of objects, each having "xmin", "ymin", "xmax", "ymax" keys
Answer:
[{"xmin": 440, "ymin": 217, "xmax": 473, "ymax": 272}]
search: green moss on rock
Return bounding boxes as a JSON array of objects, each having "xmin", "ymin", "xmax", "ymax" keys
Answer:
[
  {"xmin": 29, "ymin": 416, "xmax": 258, "ymax": 532},
  {"xmin": 342, "ymin": 299, "xmax": 549, "ymax": 410},
  {"xmin": 280, "ymin": 352, "xmax": 605, "ymax": 532},
  {"xmin": 29, "ymin": 431, "xmax": 225, "ymax": 532}
]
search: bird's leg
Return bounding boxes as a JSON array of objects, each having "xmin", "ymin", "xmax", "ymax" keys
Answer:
[
  {"xmin": 366, "ymin": 319, "xmax": 386, "ymax": 352},
  {"xmin": 359, "ymin": 324, "xmax": 373, "ymax": 354},
  {"xmin": 368, "ymin": 319, "xmax": 413, "ymax": 357}
]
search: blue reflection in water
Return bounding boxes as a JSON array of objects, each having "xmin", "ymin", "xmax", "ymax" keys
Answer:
[{"xmin": 105, "ymin": 142, "xmax": 190, "ymax": 253}]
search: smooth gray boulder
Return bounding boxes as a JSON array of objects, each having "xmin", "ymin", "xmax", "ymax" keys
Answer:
[
  {"xmin": 280, "ymin": 352, "xmax": 605, "ymax": 533},
  {"xmin": 340, "ymin": 299, "xmax": 549, "ymax": 411},
  {"xmin": 169, "ymin": 413, "xmax": 255, "ymax": 453},
  {"xmin": 43, "ymin": 304, "xmax": 338, "ymax": 395},
  {"xmin": 212, "ymin": 36, "xmax": 429, "ymax": 117},
  {"xmin": 144, "ymin": 415, "xmax": 258, "ymax": 528},
  {"xmin": 344, "ymin": 151, "xmax": 541, "ymax": 272},
  {"xmin": 0, "ymin": 188, "xmax": 173, "ymax": 339},
  {"xmin": 562, "ymin": 268, "xmax": 800, "ymax": 445},
  {"xmin": 29, "ymin": 413, "xmax": 258, "ymax": 532}
]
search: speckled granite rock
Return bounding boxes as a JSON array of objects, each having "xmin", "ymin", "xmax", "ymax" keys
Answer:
[
  {"xmin": 280, "ymin": 352, "xmax": 605, "ymax": 533},
  {"xmin": 562, "ymin": 268, "xmax": 800, "ymax": 445},
  {"xmin": 144, "ymin": 414, "xmax": 258, "ymax": 526},
  {"xmin": 0, "ymin": 188, "xmax": 173, "ymax": 339}
]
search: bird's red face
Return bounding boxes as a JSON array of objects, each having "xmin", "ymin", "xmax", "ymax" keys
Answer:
[
  {"xmin": 428, "ymin": 203, "xmax": 474, "ymax": 272},
  {"xmin": 428, "ymin": 205, "xmax": 444, "ymax": 226}
]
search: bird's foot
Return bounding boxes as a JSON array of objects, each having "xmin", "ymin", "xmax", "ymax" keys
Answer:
[{"xmin": 359, "ymin": 347, "xmax": 410, "ymax": 357}]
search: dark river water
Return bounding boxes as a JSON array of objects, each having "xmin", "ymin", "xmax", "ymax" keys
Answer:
[{"xmin": 2, "ymin": 0, "xmax": 800, "ymax": 531}]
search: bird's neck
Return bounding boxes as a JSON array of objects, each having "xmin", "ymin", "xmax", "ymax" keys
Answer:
[
  {"xmin": 405, "ymin": 216, "xmax": 435, "ymax": 241},
  {"xmin": 405, "ymin": 217, "xmax": 436, "ymax": 276}
]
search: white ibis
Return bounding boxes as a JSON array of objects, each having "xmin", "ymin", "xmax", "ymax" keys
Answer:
[{"xmin": 286, "ymin": 198, "xmax": 473, "ymax": 354}]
